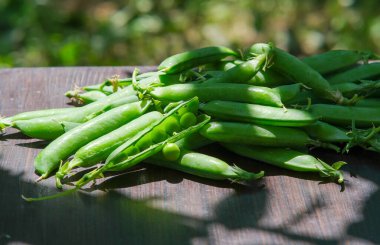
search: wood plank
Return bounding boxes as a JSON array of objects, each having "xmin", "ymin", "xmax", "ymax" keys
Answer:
[{"xmin": 0, "ymin": 67, "xmax": 379, "ymax": 245}]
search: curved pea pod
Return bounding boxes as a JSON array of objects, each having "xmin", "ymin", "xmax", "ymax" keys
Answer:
[
  {"xmin": 327, "ymin": 63, "xmax": 380, "ymax": 84},
  {"xmin": 55, "ymin": 111, "xmax": 164, "ymax": 188},
  {"xmin": 200, "ymin": 121, "xmax": 338, "ymax": 151},
  {"xmin": 74, "ymin": 97, "xmax": 211, "ymax": 188},
  {"xmin": 223, "ymin": 143, "xmax": 346, "ymax": 184},
  {"xmin": 0, "ymin": 107, "xmax": 76, "ymax": 132},
  {"xmin": 34, "ymin": 100, "xmax": 152, "ymax": 179},
  {"xmin": 158, "ymin": 46, "xmax": 238, "ymax": 74},
  {"xmin": 247, "ymin": 43, "xmax": 352, "ymax": 105},
  {"xmin": 200, "ymin": 100, "xmax": 317, "ymax": 127},
  {"xmin": 309, "ymin": 104, "xmax": 380, "ymax": 127},
  {"xmin": 202, "ymin": 54, "xmax": 268, "ymax": 85},
  {"xmin": 65, "ymin": 90, "xmax": 107, "ymax": 104},
  {"xmin": 290, "ymin": 81, "xmax": 380, "ymax": 105},
  {"xmin": 14, "ymin": 95, "xmax": 139, "ymax": 140},
  {"xmin": 302, "ymin": 50, "xmax": 374, "ymax": 75},
  {"xmin": 150, "ymin": 83, "xmax": 284, "ymax": 107},
  {"xmin": 303, "ymin": 121, "xmax": 350, "ymax": 143},
  {"xmin": 145, "ymin": 150, "xmax": 264, "ymax": 181},
  {"xmin": 331, "ymin": 80, "xmax": 380, "ymax": 98}
]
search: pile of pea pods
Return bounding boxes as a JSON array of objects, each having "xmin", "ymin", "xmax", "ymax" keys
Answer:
[{"xmin": 1, "ymin": 43, "xmax": 380, "ymax": 201}]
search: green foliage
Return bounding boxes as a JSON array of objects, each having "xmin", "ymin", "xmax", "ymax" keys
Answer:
[{"xmin": 0, "ymin": 0, "xmax": 379, "ymax": 67}]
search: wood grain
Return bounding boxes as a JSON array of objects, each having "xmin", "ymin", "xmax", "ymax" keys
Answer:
[{"xmin": 0, "ymin": 67, "xmax": 379, "ymax": 245}]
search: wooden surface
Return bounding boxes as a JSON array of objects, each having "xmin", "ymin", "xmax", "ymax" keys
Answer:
[{"xmin": 0, "ymin": 67, "xmax": 379, "ymax": 245}]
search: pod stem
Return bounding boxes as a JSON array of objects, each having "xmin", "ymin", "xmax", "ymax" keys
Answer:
[
  {"xmin": 0, "ymin": 116, "xmax": 12, "ymax": 132},
  {"xmin": 338, "ymin": 93, "xmax": 360, "ymax": 106},
  {"xmin": 316, "ymin": 159, "xmax": 346, "ymax": 184},
  {"xmin": 75, "ymin": 166, "xmax": 105, "ymax": 189},
  {"xmin": 55, "ymin": 160, "xmax": 78, "ymax": 189},
  {"xmin": 35, "ymin": 172, "xmax": 50, "ymax": 182},
  {"xmin": 230, "ymin": 165, "xmax": 264, "ymax": 182},
  {"xmin": 344, "ymin": 122, "xmax": 380, "ymax": 153}
]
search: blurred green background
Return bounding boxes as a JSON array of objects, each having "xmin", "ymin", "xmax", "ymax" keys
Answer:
[{"xmin": 1, "ymin": 0, "xmax": 379, "ymax": 67}]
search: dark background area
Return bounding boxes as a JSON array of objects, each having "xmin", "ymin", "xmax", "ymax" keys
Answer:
[{"xmin": 1, "ymin": 0, "xmax": 380, "ymax": 67}]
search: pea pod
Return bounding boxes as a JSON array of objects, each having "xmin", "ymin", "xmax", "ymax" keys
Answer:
[
  {"xmin": 34, "ymin": 100, "xmax": 151, "ymax": 179},
  {"xmin": 200, "ymin": 100, "xmax": 317, "ymax": 127},
  {"xmin": 13, "ymin": 95, "xmax": 139, "ymax": 140},
  {"xmin": 158, "ymin": 46, "xmax": 238, "ymax": 74},
  {"xmin": 303, "ymin": 121, "xmax": 350, "ymax": 143},
  {"xmin": 150, "ymin": 83, "xmax": 284, "ymax": 107},
  {"xmin": 302, "ymin": 50, "xmax": 373, "ymax": 75},
  {"xmin": 327, "ymin": 63, "xmax": 380, "ymax": 84},
  {"xmin": 55, "ymin": 111, "xmax": 164, "ymax": 188},
  {"xmin": 331, "ymin": 80, "xmax": 380, "ymax": 98},
  {"xmin": 200, "ymin": 121, "xmax": 338, "ymax": 151},
  {"xmin": 202, "ymin": 54, "xmax": 268, "ymax": 85},
  {"xmin": 145, "ymin": 150, "xmax": 264, "ymax": 181},
  {"xmin": 223, "ymin": 143, "xmax": 346, "ymax": 183},
  {"xmin": 0, "ymin": 107, "xmax": 76, "ymax": 132},
  {"xmin": 247, "ymin": 43, "xmax": 352, "ymax": 105},
  {"xmin": 310, "ymin": 104, "xmax": 380, "ymax": 127}
]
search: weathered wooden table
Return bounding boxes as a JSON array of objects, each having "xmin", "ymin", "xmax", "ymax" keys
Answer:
[{"xmin": 0, "ymin": 67, "xmax": 379, "ymax": 245}]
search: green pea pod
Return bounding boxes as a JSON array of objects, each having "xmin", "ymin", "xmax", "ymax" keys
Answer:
[
  {"xmin": 158, "ymin": 46, "xmax": 238, "ymax": 74},
  {"xmin": 223, "ymin": 143, "xmax": 346, "ymax": 184},
  {"xmin": 34, "ymin": 100, "xmax": 151, "ymax": 179},
  {"xmin": 247, "ymin": 43, "xmax": 353, "ymax": 105},
  {"xmin": 0, "ymin": 107, "xmax": 76, "ymax": 132},
  {"xmin": 150, "ymin": 83, "xmax": 284, "ymax": 107},
  {"xmin": 327, "ymin": 63, "xmax": 380, "ymax": 85},
  {"xmin": 14, "ymin": 95, "xmax": 139, "ymax": 140},
  {"xmin": 202, "ymin": 54, "xmax": 268, "ymax": 85},
  {"xmin": 145, "ymin": 149, "xmax": 264, "ymax": 181},
  {"xmin": 331, "ymin": 80, "xmax": 380, "ymax": 98},
  {"xmin": 303, "ymin": 121, "xmax": 351, "ymax": 143},
  {"xmin": 200, "ymin": 100, "xmax": 317, "ymax": 127},
  {"xmin": 200, "ymin": 121, "xmax": 339, "ymax": 151},
  {"xmin": 302, "ymin": 50, "xmax": 373, "ymax": 75},
  {"xmin": 309, "ymin": 104, "xmax": 380, "ymax": 127}
]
